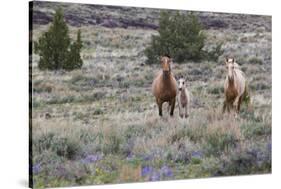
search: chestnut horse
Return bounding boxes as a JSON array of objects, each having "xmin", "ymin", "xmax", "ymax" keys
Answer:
[
  {"xmin": 152, "ymin": 56, "xmax": 177, "ymax": 116},
  {"xmin": 223, "ymin": 57, "xmax": 249, "ymax": 115}
]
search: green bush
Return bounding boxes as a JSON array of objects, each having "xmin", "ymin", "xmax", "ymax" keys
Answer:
[
  {"xmin": 144, "ymin": 11, "xmax": 223, "ymax": 64},
  {"xmin": 34, "ymin": 8, "xmax": 83, "ymax": 71},
  {"xmin": 34, "ymin": 133, "xmax": 81, "ymax": 160},
  {"xmin": 204, "ymin": 131, "xmax": 237, "ymax": 156},
  {"xmin": 248, "ymin": 57, "xmax": 263, "ymax": 65}
]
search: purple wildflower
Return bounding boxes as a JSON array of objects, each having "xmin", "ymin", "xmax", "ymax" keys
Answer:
[
  {"xmin": 267, "ymin": 142, "xmax": 272, "ymax": 151},
  {"xmin": 32, "ymin": 163, "xmax": 41, "ymax": 174},
  {"xmin": 143, "ymin": 154, "xmax": 153, "ymax": 161},
  {"xmin": 149, "ymin": 171, "xmax": 160, "ymax": 181},
  {"xmin": 141, "ymin": 166, "xmax": 153, "ymax": 177},
  {"xmin": 126, "ymin": 152, "xmax": 134, "ymax": 160},
  {"xmin": 160, "ymin": 165, "xmax": 173, "ymax": 177},
  {"xmin": 191, "ymin": 151, "xmax": 203, "ymax": 159},
  {"xmin": 81, "ymin": 154, "xmax": 102, "ymax": 164}
]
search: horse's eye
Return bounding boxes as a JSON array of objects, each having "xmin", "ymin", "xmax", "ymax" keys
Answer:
[{"xmin": 183, "ymin": 82, "xmax": 185, "ymax": 84}]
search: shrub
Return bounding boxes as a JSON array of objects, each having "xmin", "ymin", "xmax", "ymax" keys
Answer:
[
  {"xmin": 33, "ymin": 133, "xmax": 81, "ymax": 160},
  {"xmin": 241, "ymin": 121, "xmax": 271, "ymax": 139},
  {"xmin": 102, "ymin": 133, "xmax": 122, "ymax": 154},
  {"xmin": 144, "ymin": 11, "xmax": 223, "ymax": 64},
  {"xmin": 204, "ymin": 132, "xmax": 237, "ymax": 156},
  {"xmin": 65, "ymin": 29, "xmax": 83, "ymax": 70},
  {"xmin": 203, "ymin": 122, "xmax": 240, "ymax": 156},
  {"xmin": 248, "ymin": 57, "xmax": 263, "ymax": 65},
  {"xmin": 217, "ymin": 144, "xmax": 271, "ymax": 176},
  {"xmin": 207, "ymin": 84, "xmax": 224, "ymax": 95},
  {"xmin": 34, "ymin": 8, "xmax": 83, "ymax": 71}
]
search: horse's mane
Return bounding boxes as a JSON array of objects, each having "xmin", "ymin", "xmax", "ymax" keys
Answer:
[
  {"xmin": 233, "ymin": 62, "xmax": 245, "ymax": 77},
  {"xmin": 233, "ymin": 62, "xmax": 240, "ymax": 69}
]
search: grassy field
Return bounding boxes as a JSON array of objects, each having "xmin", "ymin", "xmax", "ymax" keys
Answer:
[{"xmin": 31, "ymin": 3, "xmax": 271, "ymax": 188}]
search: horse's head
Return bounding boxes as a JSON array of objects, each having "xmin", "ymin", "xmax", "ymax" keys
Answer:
[
  {"xmin": 225, "ymin": 57, "xmax": 236, "ymax": 81},
  {"xmin": 178, "ymin": 78, "xmax": 186, "ymax": 91},
  {"xmin": 161, "ymin": 56, "xmax": 172, "ymax": 78}
]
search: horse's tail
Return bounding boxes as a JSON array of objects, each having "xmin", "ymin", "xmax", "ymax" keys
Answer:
[{"xmin": 244, "ymin": 80, "xmax": 253, "ymax": 112}]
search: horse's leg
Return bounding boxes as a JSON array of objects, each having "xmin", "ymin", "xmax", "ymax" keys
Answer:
[
  {"xmin": 237, "ymin": 96, "xmax": 243, "ymax": 113},
  {"xmin": 178, "ymin": 98, "xmax": 183, "ymax": 118},
  {"xmin": 233, "ymin": 96, "xmax": 240, "ymax": 114},
  {"xmin": 226, "ymin": 102, "xmax": 231, "ymax": 113},
  {"xmin": 157, "ymin": 98, "xmax": 163, "ymax": 116},
  {"xmin": 223, "ymin": 100, "xmax": 227, "ymax": 113},
  {"xmin": 184, "ymin": 105, "xmax": 188, "ymax": 118},
  {"xmin": 170, "ymin": 98, "xmax": 176, "ymax": 116}
]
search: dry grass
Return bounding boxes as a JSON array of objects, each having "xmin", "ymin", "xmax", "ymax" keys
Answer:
[{"xmin": 31, "ymin": 12, "xmax": 271, "ymax": 188}]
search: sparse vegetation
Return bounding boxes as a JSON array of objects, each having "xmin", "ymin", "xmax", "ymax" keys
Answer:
[{"xmin": 31, "ymin": 2, "xmax": 271, "ymax": 188}]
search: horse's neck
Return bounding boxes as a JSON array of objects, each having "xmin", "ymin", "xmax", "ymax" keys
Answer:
[
  {"xmin": 227, "ymin": 76, "xmax": 235, "ymax": 87},
  {"xmin": 227, "ymin": 69, "xmax": 243, "ymax": 88},
  {"xmin": 161, "ymin": 74, "xmax": 173, "ymax": 84},
  {"xmin": 180, "ymin": 88, "xmax": 187, "ymax": 98}
]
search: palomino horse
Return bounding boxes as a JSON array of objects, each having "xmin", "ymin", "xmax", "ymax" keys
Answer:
[
  {"xmin": 152, "ymin": 56, "xmax": 177, "ymax": 116},
  {"xmin": 223, "ymin": 57, "xmax": 249, "ymax": 115}
]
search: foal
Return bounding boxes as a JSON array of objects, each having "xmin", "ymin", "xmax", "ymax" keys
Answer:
[{"xmin": 177, "ymin": 78, "xmax": 190, "ymax": 118}]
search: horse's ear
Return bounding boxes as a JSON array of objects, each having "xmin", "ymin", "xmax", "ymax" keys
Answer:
[
  {"xmin": 160, "ymin": 56, "xmax": 164, "ymax": 64},
  {"xmin": 225, "ymin": 57, "xmax": 228, "ymax": 65},
  {"xmin": 169, "ymin": 58, "xmax": 173, "ymax": 64}
]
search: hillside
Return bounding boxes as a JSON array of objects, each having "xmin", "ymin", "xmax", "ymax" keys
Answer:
[
  {"xmin": 31, "ymin": 1, "xmax": 271, "ymax": 31},
  {"xmin": 30, "ymin": 1, "xmax": 272, "ymax": 188}
]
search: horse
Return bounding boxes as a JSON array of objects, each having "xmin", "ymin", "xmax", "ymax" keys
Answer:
[
  {"xmin": 152, "ymin": 56, "xmax": 177, "ymax": 116},
  {"xmin": 223, "ymin": 57, "xmax": 249, "ymax": 115},
  {"xmin": 177, "ymin": 78, "xmax": 190, "ymax": 118}
]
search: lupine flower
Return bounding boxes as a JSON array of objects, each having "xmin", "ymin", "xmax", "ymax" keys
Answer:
[
  {"xmin": 126, "ymin": 152, "xmax": 133, "ymax": 160},
  {"xmin": 143, "ymin": 154, "xmax": 153, "ymax": 161},
  {"xmin": 81, "ymin": 154, "xmax": 102, "ymax": 164},
  {"xmin": 32, "ymin": 163, "xmax": 41, "ymax": 174},
  {"xmin": 267, "ymin": 142, "xmax": 272, "ymax": 151},
  {"xmin": 191, "ymin": 151, "xmax": 203, "ymax": 159},
  {"xmin": 160, "ymin": 165, "xmax": 173, "ymax": 177},
  {"xmin": 149, "ymin": 171, "xmax": 160, "ymax": 181},
  {"xmin": 141, "ymin": 166, "xmax": 153, "ymax": 177}
]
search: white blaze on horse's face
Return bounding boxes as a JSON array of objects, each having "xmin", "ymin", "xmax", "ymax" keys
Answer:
[
  {"xmin": 178, "ymin": 78, "xmax": 186, "ymax": 91},
  {"xmin": 225, "ymin": 58, "xmax": 235, "ymax": 81}
]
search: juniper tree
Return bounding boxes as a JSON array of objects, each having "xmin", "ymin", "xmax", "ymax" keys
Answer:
[
  {"xmin": 144, "ymin": 11, "xmax": 223, "ymax": 64},
  {"xmin": 34, "ymin": 8, "xmax": 83, "ymax": 71},
  {"xmin": 64, "ymin": 29, "xmax": 83, "ymax": 70}
]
